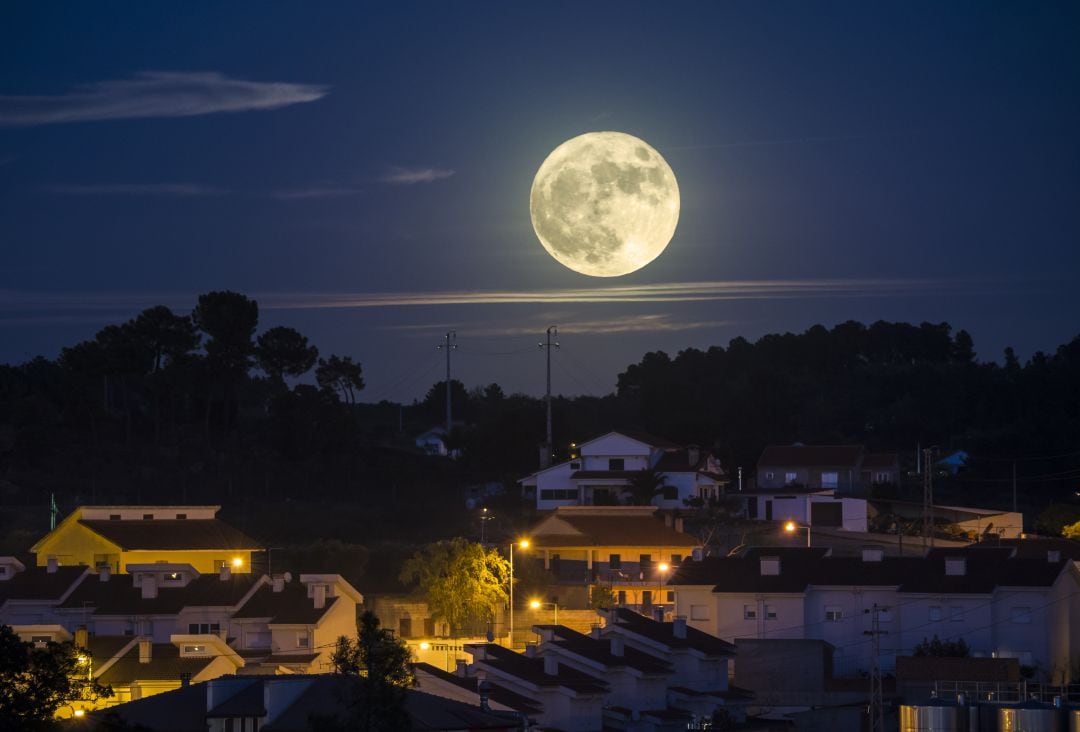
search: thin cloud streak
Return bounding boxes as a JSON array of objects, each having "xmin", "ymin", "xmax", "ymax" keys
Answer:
[
  {"xmin": 397, "ymin": 315, "xmax": 732, "ymax": 338},
  {"xmin": 381, "ymin": 167, "xmax": 455, "ymax": 185},
  {"xmin": 0, "ymin": 71, "xmax": 328, "ymax": 127},
  {"xmin": 45, "ymin": 183, "xmax": 227, "ymax": 197},
  {"xmin": 0, "ymin": 278, "xmax": 992, "ymax": 317}
]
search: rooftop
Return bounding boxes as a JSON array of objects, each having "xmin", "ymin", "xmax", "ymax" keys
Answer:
[
  {"xmin": 231, "ymin": 581, "xmax": 336, "ymax": 624},
  {"xmin": 758, "ymin": 444, "xmax": 864, "ymax": 467},
  {"xmin": 79, "ymin": 518, "xmax": 262, "ymax": 551},
  {"xmin": 468, "ymin": 642, "xmax": 609, "ymax": 694},
  {"xmin": 59, "ymin": 572, "xmax": 261, "ymax": 615},
  {"xmin": 529, "ymin": 507, "xmax": 699, "ymax": 548},
  {"xmin": 605, "ymin": 608, "xmax": 737, "ymax": 656}
]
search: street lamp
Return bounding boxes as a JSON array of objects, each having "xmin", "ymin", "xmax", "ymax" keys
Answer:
[
  {"xmin": 529, "ymin": 598, "xmax": 559, "ymax": 626},
  {"xmin": 785, "ymin": 520, "xmax": 811, "ymax": 547},
  {"xmin": 657, "ymin": 562, "xmax": 670, "ymax": 616},
  {"xmin": 509, "ymin": 539, "xmax": 530, "ymax": 649}
]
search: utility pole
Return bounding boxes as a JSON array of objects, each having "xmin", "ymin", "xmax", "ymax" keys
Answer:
[
  {"xmin": 539, "ymin": 326, "xmax": 559, "ymax": 468},
  {"xmin": 436, "ymin": 331, "xmax": 457, "ymax": 434},
  {"xmin": 922, "ymin": 447, "xmax": 935, "ymax": 549},
  {"xmin": 864, "ymin": 603, "xmax": 889, "ymax": 732}
]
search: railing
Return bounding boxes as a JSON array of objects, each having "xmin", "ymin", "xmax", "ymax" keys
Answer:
[{"xmin": 932, "ymin": 680, "xmax": 1080, "ymax": 703}]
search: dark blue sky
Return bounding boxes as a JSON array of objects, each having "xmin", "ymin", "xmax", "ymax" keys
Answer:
[{"xmin": 2, "ymin": 3, "xmax": 1077, "ymax": 400}]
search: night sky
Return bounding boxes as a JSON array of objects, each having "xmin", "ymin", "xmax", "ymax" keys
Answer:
[{"xmin": 2, "ymin": 3, "xmax": 1077, "ymax": 401}]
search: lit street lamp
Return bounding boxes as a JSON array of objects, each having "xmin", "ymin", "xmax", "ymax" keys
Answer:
[
  {"xmin": 529, "ymin": 598, "xmax": 559, "ymax": 626},
  {"xmin": 509, "ymin": 539, "xmax": 529, "ymax": 649},
  {"xmin": 785, "ymin": 520, "xmax": 811, "ymax": 547},
  {"xmin": 657, "ymin": 562, "xmax": 670, "ymax": 616}
]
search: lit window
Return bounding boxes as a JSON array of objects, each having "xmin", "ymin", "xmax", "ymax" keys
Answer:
[
  {"xmin": 825, "ymin": 606, "xmax": 842, "ymax": 622},
  {"xmin": 785, "ymin": 472, "xmax": 797, "ymax": 484},
  {"xmin": 743, "ymin": 605, "xmax": 757, "ymax": 620},
  {"xmin": 164, "ymin": 572, "xmax": 181, "ymax": 582},
  {"xmin": 183, "ymin": 645, "xmax": 207, "ymax": 654}
]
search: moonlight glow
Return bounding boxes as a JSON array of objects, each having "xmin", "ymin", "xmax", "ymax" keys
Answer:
[{"xmin": 530, "ymin": 131, "xmax": 680, "ymax": 277}]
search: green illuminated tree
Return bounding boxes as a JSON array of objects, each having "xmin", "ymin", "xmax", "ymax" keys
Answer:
[{"xmin": 399, "ymin": 538, "xmax": 509, "ymax": 635}]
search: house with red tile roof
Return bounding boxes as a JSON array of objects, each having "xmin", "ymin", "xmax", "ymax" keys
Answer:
[{"xmin": 521, "ymin": 430, "xmax": 729, "ymax": 511}]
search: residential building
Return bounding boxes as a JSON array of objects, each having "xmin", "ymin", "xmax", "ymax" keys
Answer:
[
  {"xmin": 870, "ymin": 498, "xmax": 1024, "ymax": 539},
  {"xmin": 521, "ymin": 431, "xmax": 728, "ymax": 511},
  {"xmin": 432, "ymin": 608, "xmax": 743, "ymax": 731},
  {"xmin": 526, "ymin": 506, "xmax": 701, "ymax": 614},
  {"xmin": 30, "ymin": 505, "xmax": 262, "ymax": 574},
  {"xmin": 79, "ymin": 674, "xmax": 520, "ymax": 731},
  {"xmin": 756, "ymin": 444, "xmax": 899, "ymax": 494},
  {"xmin": 670, "ymin": 546, "xmax": 1080, "ymax": 681},
  {"xmin": 743, "ymin": 487, "xmax": 869, "ymax": 531}
]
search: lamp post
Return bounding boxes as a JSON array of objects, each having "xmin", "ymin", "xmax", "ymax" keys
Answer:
[
  {"xmin": 509, "ymin": 539, "xmax": 529, "ymax": 649},
  {"xmin": 529, "ymin": 599, "xmax": 559, "ymax": 626},
  {"xmin": 657, "ymin": 562, "xmax": 670, "ymax": 615},
  {"xmin": 785, "ymin": 520, "xmax": 811, "ymax": 547}
]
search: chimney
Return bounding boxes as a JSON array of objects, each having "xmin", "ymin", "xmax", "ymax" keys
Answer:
[
  {"xmin": 455, "ymin": 659, "xmax": 469, "ymax": 677},
  {"xmin": 46, "ymin": 556, "xmax": 58, "ymax": 573},
  {"xmin": 675, "ymin": 517, "xmax": 684, "ymax": 533},
  {"xmin": 653, "ymin": 606, "xmax": 664, "ymax": 623},
  {"xmin": 609, "ymin": 636, "xmax": 624, "ymax": 657},
  {"xmin": 760, "ymin": 556, "xmax": 781, "ymax": 576},
  {"xmin": 219, "ymin": 564, "xmax": 231, "ymax": 581},
  {"xmin": 313, "ymin": 584, "xmax": 326, "ymax": 610},
  {"xmin": 141, "ymin": 574, "xmax": 158, "ymax": 600},
  {"xmin": 687, "ymin": 444, "xmax": 700, "ymax": 467},
  {"xmin": 524, "ymin": 644, "xmax": 537, "ymax": 658},
  {"xmin": 75, "ymin": 626, "xmax": 88, "ymax": 649},
  {"xmin": 272, "ymin": 576, "xmax": 285, "ymax": 593},
  {"xmin": 944, "ymin": 557, "xmax": 967, "ymax": 576},
  {"xmin": 478, "ymin": 678, "xmax": 492, "ymax": 712},
  {"xmin": 99, "ymin": 565, "xmax": 111, "ymax": 582},
  {"xmin": 673, "ymin": 616, "xmax": 687, "ymax": 639},
  {"xmin": 138, "ymin": 638, "xmax": 152, "ymax": 664},
  {"xmin": 543, "ymin": 655, "xmax": 558, "ymax": 676},
  {"xmin": 692, "ymin": 547, "xmax": 704, "ymax": 561},
  {"xmin": 180, "ymin": 672, "xmax": 191, "ymax": 688}
]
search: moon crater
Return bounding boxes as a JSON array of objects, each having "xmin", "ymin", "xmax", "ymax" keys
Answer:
[{"xmin": 530, "ymin": 131, "xmax": 680, "ymax": 277}]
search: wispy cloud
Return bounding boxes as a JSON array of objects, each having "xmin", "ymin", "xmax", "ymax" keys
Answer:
[
  {"xmin": 0, "ymin": 278, "xmax": 999, "ymax": 319},
  {"xmin": 380, "ymin": 167, "xmax": 455, "ymax": 185},
  {"xmin": 391, "ymin": 314, "xmax": 731, "ymax": 338},
  {"xmin": 45, "ymin": 183, "xmax": 227, "ymax": 197},
  {"xmin": 0, "ymin": 71, "xmax": 328, "ymax": 127}
]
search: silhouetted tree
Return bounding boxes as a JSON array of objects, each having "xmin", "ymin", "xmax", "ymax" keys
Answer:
[
  {"xmin": 625, "ymin": 467, "xmax": 669, "ymax": 505},
  {"xmin": 256, "ymin": 326, "xmax": 318, "ymax": 387},
  {"xmin": 316, "ymin": 355, "xmax": 365, "ymax": 404}
]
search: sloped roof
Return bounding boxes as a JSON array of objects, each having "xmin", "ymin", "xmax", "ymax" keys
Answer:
[
  {"xmin": 79, "ymin": 518, "xmax": 261, "ymax": 551},
  {"xmin": 0, "ymin": 565, "xmax": 86, "ymax": 603},
  {"xmin": 540, "ymin": 625, "xmax": 671, "ymax": 674},
  {"xmin": 758, "ymin": 444, "xmax": 864, "ymax": 468},
  {"xmin": 59, "ymin": 573, "xmax": 260, "ymax": 615},
  {"xmin": 606, "ymin": 608, "xmax": 736, "ymax": 657},
  {"xmin": 862, "ymin": 452, "xmax": 899, "ymax": 469},
  {"xmin": 530, "ymin": 509, "xmax": 699, "ymax": 549},
  {"xmin": 470, "ymin": 643, "xmax": 609, "ymax": 694},
  {"xmin": 95, "ymin": 642, "xmax": 220, "ymax": 685},
  {"xmin": 415, "ymin": 662, "xmax": 543, "ymax": 714},
  {"xmin": 669, "ymin": 548, "xmax": 1068, "ymax": 595},
  {"xmin": 207, "ymin": 680, "xmax": 266, "ymax": 717},
  {"xmin": 231, "ymin": 582, "xmax": 336, "ymax": 624},
  {"xmin": 610, "ymin": 431, "xmax": 682, "ymax": 449}
]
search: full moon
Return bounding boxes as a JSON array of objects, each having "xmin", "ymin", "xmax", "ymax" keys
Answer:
[{"xmin": 530, "ymin": 131, "xmax": 680, "ymax": 277}]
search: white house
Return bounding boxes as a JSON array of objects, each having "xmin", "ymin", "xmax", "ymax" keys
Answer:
[
  {"xmin": 670, "ymin": 546, "xmax": 1080, "ymax": 682},
  {"xmin": 520, "ymin": 431, "xmax": 728, "ymax": 511},
  {"xmin": 743, "ymin": 488, "xmax": 869, "ymax": 532}
]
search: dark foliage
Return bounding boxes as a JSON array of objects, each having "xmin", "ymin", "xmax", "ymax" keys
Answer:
[{"xmin": 913, "ymin": 635, "xmax": 971, "ymax": 657}]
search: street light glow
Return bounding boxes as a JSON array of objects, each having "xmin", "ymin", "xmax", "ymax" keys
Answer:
[
  {"xmin": 74, "ymin": 709, "xmax": 85, "ymax": 718},
  {"xmin": 419, "ymin": 641, "xmax": 431, "ymax": 650},
  {"xmin": 785, "ymin": 521, "xmax": 796, "ymax": 533},
  {"xmin": 231, "ymin": 557, "xmax": 243, "ymax": 568},
  {"xmin": 658, "ymin": 562, "xmax": 669, "ymax": 572},
  {"xmin": 529, "ymin": 599, "xmax": 541, "ymax": 609},
  {"xmin": 519, "ymin": 539, "xmax": 530, "ymax": 549}
]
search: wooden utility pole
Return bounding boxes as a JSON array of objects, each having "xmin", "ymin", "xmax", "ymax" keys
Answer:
[
  {"xmin": 436, "ymin": 331, "xmax": 457, "ymax": 434},
  {"xmin": 539, "ymin": 326, "xmax": 559, "ymax": 467}
]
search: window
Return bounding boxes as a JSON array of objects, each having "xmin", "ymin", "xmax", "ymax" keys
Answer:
[
  {"xmin": 297, "ymin": 631, "xmax": 310, "ymax": 648},
  {"xmin": 213, "ymin": 560, "xmax": 226, "ymax": 572},
  {"xmin": 164, "ymin": 572, "xmax": 182, "ymax": 582},
  {"xmin": 31, "ymin": 635, "xmax": 50, "ymax": 647},
  {"xmin": 423, "ymin": 618, "xmax": 435, "ymax": 635},
  {"xmin": 183, "ymin": 645, "xmax": 207, "ymax": 654},
  {"xmin": 929, "ymin": 606, "xmax": 942, "ymax": 622},
  {"xmin": 785, "ymin": 472, "xmax": 797, "ymax": 484},
  {"xmin": 950, "ymin": 606, "xmax": 964, "ymax": 623},
  {"xmin": 540, "ymin": 489, "xmax": 576, "ymax": 500},
  {"xmin": 1010, "ymin": 607, "xmax": 1032, "ymax": 624},
  {"xmin": 642, "ymin": 590, "xmax": 653, "ymax": 607},
  {"xmin": 690, "ymin": 605, "xmax": 709, "ymax": 620},
  {"xmin": 765, "ymin": 472, "xmax": 774, "ymax": 480},
  {"xmin": 188, "ymin": 623, "xmax": 220, "ymax": 635},
  {"xmin": 667, "ymin": 591, "xmax": 675, "ymax": 602},
  {"xmin": 609, "ymin": 554, "xmax": 621, "ymax": 569},
  {"xmin": 765, "ymin": 606, "xmax": 777, "ymax": 621},
  {"xmin": 662, "ymin": 486, "xmax": 678, "ymax": 500},
  {"xmin": 825, "ymin": 606, "xmax": 843, "ymax": 622},
  {"xmin": 821, "ymin": 472, "xmax": 839, "ymax": 488},
  {"xmin": 617, "ymin": 590, "xmax": 626, "ymax": 605},
  {"xmin": 143, "ymin": 514, "xmax": 153, "ymax": 520},
  {"xmin": 671, "ymin": 554, "xmax": 682, "ymax": 565},
  {"xmin": 609, "ymin": 458, "xmax": 625, "ymax": 471},
  {"xmin": 874, "ymin": 472, "xmax": 890, "ymax": 483},
  {"xmin": 0, "ymin": 567, "xmax": 6, "ymax": 577},
  {"xmin": 639, "ymin": 554, "xmax": 652, "ymax": 572},
  {"xmin": 176, "ymin": 513, "xmax": 187, "ymax": 520},
  {"xmin": 109, "ymin": 514, "xmax": 121, "ymax": 520},
  {"xmin": 743, "ymin": 605, "xmax": 757, "ymax": 620},
  {"xmin": 570, "ymin": 462, "xmax": 580, "ymax": 470}
]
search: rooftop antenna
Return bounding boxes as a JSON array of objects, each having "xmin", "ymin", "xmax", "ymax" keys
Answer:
[{"xmin": 50, "ymin": 493, "xmax": 58, "ymax": 531}]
